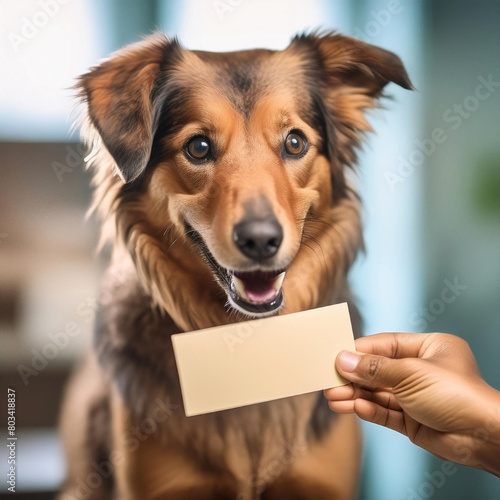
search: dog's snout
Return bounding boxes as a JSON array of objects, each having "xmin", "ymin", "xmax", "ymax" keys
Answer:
[{"xmin": 233, "ymin": 218, "xmax": 283, "ymax": 261}]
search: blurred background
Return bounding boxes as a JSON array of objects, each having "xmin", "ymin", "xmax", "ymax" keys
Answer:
[{"xmin": 0, "ymin": 0, "xmax": 499, "ymax": 498}]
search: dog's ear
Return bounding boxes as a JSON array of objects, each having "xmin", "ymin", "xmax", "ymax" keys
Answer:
[
  {"xmin": 291, "ymin": 33, "xmax": 412, "ymax": 197},
  {"xmin": 77, "ymin": 35, "xmax": 181, "ymax": 183},
  {"xmin": 305, "ymin": 32, "xmax": 413, "ymax": 96}
]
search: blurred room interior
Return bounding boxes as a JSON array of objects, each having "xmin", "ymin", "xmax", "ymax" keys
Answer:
[{"xmin": 0, "ymin": 1, "xmax": 499, "ymax": 498}]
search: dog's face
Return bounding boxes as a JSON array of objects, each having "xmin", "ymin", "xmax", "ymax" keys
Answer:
[
  {"xmin": 148, "ymin": 48, "xmax": 335, "ymax": 317},
  {"xmin": 79, "ymin": 33, "xmax": 411, "ymax": 321}
]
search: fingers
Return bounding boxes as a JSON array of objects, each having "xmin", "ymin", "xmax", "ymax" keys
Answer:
[
  {"xmin": 355, "ymin": 403, "xmax": 449, "ymax": 462},
  {"xmin": 328, "ymin": 396, "xmax": 409, "ymax": 438},
  {"xmin": 328, "ymin": 400, "xmax": 355, "ymax": 414},
  {"xmin": 335, "ymin": 350, "xmax": 415, "ymax": 389},
  {"xmin": 355, "ymin": 333, "xmax": 482, "ymax": 377},
  {"xmin": 352, "ymin": 399, "xmax": 408, "ymax": 436},
  {"xmin": 326, "ymin": 391, "xmax": 412, "ymax": 439},
  {"xmin": 355, "ymin": 333, "xmax": 430, "ymax": 359},
  {"xmin": 323, "ymin": 384, "xmax": 355, "ymax": 401},
  {"xmin": 324, "ymin": 385, "xmax": 401, "ymax": 410}
]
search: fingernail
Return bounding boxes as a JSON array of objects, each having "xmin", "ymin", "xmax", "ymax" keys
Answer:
[{"xmin": 338, "ymin": 351, "xmax": 360, "ymax": 373}]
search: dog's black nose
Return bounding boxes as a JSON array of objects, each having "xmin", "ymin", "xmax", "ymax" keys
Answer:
[{"xmin": 233, "ymin": 218, "xmax": 283, "ymax": 260}]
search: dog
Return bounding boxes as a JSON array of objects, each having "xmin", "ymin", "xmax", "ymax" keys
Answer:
[{"xmin": 58, "ymin": 31, "xmax": 411, "ymax": 500}]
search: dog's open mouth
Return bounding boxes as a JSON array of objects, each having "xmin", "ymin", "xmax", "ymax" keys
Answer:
[
  {"xmin": 229, "ymin": 270, "xmax": 285, "ymax": 316},
  {"xmin": 185, "ymin": 223, "xmax": 285, "ymax": 317}
]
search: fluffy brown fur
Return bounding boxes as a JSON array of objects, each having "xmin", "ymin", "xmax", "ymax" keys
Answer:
[{"xmin": 59, "ymin": 31, "xmax": 411, "ymax": 500}]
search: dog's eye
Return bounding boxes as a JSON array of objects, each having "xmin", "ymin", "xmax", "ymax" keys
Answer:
[
  {"xmin": 185, "ymin": 136, "xmax": 212, "ymax": 162},
  {"xmin": 284, "ymin": 131, "xmax": 307, "ymax": 157}
]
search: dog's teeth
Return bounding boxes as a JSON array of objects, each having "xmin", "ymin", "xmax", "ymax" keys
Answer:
[
  {"xmin": 232, "ymin": 271, "xmax": 285, "ymax": 306},
  {"xmin": 233, "ymin": 275, "xmax": 250, "ymax": 301},
  {"xmin": 273, "ymin": 271, "xmax": 286, "ymax": 291}
]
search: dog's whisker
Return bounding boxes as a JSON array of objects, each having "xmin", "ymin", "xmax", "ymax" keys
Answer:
[
  {"xmin": 167, "ymin": 236, "xmax": 183, "ymax": 250},
  {"xmin": 162, "ymin": 225, "xmax": 173, "ymax": 238},
  {"xmin": 300, "ymin": 241, "xmax": 321, "ymax": 261}
]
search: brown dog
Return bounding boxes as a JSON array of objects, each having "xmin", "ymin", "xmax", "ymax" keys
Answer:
[{"xmin": 59, "ymin": 32, "xmax": 411, "ymax": 500}]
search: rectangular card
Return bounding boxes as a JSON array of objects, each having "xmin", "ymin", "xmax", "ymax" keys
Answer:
[{"xmin": 172, "ymin": 303, "xmax": 355, "ymax": 416}]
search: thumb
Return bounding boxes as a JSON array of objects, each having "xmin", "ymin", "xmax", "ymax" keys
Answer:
[{"xmin": 336, "ymin": 350, "xmax": 408, "ymax": 389}]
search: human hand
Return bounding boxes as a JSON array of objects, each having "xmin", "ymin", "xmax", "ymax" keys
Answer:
[{"xmin": 324, "ymin": 333, "xmax": 500, "ymax": 476}]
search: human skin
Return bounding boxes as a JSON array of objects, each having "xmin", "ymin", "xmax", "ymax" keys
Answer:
[{"xmin": 324, "ymin": 333, "xmax": 500, "ymax": 477}]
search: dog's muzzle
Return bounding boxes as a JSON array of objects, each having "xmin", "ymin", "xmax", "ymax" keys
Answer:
[{"xmin": 185, "ymin": 221, "xmax": 286, "ymax": 317}]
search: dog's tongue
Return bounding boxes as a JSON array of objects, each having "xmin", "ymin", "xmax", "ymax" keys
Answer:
[{"xmin": 232, "ymin": 271, "xmax": 285, "ymax": 305}]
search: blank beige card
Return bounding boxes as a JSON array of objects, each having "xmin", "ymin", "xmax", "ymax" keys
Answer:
[{"xmin": 172, "ymin": 303, "xmax": 355, "ymax": 416}]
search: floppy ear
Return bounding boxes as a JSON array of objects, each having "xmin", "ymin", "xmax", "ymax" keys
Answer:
[
  {"xmin": 77, "ymin": 34, "xmax": 181, "ymax": 183},
  {"xmin": 291, "ymin": 32, "xmax": 412, "ymax": 196},
  {"xmin": 308, "ymin": 32, "xmax": 413, "ymax": 95}
]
